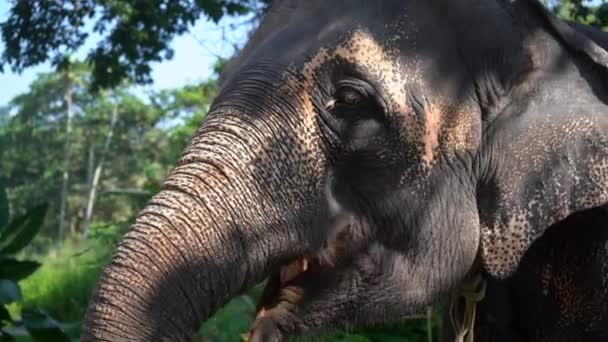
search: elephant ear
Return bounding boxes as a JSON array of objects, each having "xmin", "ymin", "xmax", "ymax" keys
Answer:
[
  {"xmin": 479, "ymin": 0, "xmax": 608, "ymax": 279},
  {"xmin": 527, "ymin": 0, "xmax": 608, "ymax": 67}
]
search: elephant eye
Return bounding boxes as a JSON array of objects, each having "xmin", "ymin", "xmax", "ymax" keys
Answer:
[
  {"xmin": 335, "ymin": 85, "xmax": 364, "ymax": 105},
  {"xmin": 326, "ymin": 78, "xmax": 386, "ymax": 124},
  {"xmin": 333, "ymin": 79, "xmax": 373, "ymax": 107}
]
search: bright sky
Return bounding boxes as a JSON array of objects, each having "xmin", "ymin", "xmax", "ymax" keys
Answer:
[{"xmin": 0, "ymin": 2, "xmax": 254, "ymax": 107}]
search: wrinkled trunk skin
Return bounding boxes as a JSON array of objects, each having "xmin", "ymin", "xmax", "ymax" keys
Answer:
[
  {"xmin": 82, "ymin": 106, "xmax": 322, "ymax": 340},
  {"xmin": 81, "ymin": 190, "xmax": 242, "ymax": 341}
]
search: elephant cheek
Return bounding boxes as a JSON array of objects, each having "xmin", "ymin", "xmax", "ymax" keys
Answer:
[{"xmin": 424, "ymin": 209, "xmax": 481, "ymax": 298}]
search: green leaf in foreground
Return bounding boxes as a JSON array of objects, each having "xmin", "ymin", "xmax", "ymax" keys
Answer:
[
  {"xmin": 0, "ymin": 215, "xmax": 27, "ymax": 248},
  {"xmin": 0, "ymin": 181, "xmax": 8, "ymax": 231},
  {"xmin": 0, "ymin": 331, "xmax": 16, "ymax": 341},
  {"xmin": 22, "ymin": 308, "xmax": 71, "ymax": 342},
  {"xmin": 0, "ymin": 204, "xmax": 48, "ymax": 255},
  {"xmin": 0, "ymin": 305, "xmax": 11, "ymax": 322},
  {"xmin": 0, "ymin": 259, "xmax": 41, "ymax": 281},
  {"xmin": 0, "ymin": 280, "xmax": 21, "ymax": 305}
]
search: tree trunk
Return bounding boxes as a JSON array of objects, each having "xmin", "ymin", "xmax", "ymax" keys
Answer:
[
  {"xmin": 86, "ymin": 138, "xmax": 95, "ymax": 191},
  {"xmin": 81, "ymin": 101, "xmax": 119, "ymax": 237},
  {"xmin": 57, "ymin": 68, "xmax": 73, "ymax": 243}
]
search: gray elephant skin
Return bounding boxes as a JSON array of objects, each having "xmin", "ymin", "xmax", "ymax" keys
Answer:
[{"xmin": 81, "ymin": 0, "xmax": 608, "ymax": 341}]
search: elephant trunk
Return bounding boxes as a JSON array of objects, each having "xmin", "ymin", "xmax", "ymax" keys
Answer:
[{"xmin": 81, "ymin": 111, "xmax": 316, "ymax": 340}]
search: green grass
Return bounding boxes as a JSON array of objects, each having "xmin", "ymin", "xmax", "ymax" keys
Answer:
[
  {"xmin": 197, "ymin": 292, "xmax": 259, "ymax": 341},
  {"xmin": 11, "ymin": 222, "xmax": 122, "ymax": 341},
  {"xmin": 18, "ymin": 241, "xmax": 110, "ymax": 323}
]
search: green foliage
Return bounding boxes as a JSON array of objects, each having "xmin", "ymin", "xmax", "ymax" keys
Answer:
[
  {"xmin": 18, "ymin": 229, "xmax": 118, "ymax": 325},
  {"xmin": 0, "ymin": 0, "xmax": 271, "ymax": 91},
  {"xmin": 0, "ymin": 62, "xmax": 205, "ymax": 245},
  {"xmin": 22, "ymin": 308, "xmax": 71, "ymax": 342},
  {"xmin": 0, "ymin": 260, "xmax": 41, "ymax": 283},
  {"xmin": 152, "ymin": 79, "xmax": 219, "ymax": 163},
  {"xmin": 0, "ymin": 181, "xmax": 8, "ymax": 230},
  {"xmin": 548, "ymin": 0, "xmax": 608, "ymax": 29},
  {"xmin": 197, "ymin": 290, "xmax": 260, "ymax": 341},
  {"xmin": 1, "ymin": 63, "xmax": 217, "ymax": 336},
  {"xmin": 0, "ymin": 184, "xmax": 69, "ymax": 341},
  {"xmin": 0, "ymin": 204, "xmax": 48, "ymax": 256}
]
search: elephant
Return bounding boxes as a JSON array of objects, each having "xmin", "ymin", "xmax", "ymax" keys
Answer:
[
  {"xmin": 81, "ymin": 0, "xmax": 608, "ymax": 341},
  {"xmin": 463, "ymin": 206, "xmax": 608, "ymax": 342}
]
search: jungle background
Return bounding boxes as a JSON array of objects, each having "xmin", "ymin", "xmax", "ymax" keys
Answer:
[{"xmin": 0, "ymin": 0, "xmax": 606, "ymax": 341}]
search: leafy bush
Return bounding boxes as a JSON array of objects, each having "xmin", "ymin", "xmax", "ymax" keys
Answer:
[
  {"xmin": 0, "ymin": 182, "xmax": 70, "ymax": 341},
  {"xmin": 16, "ymin": 221, "xmax": 126, "ymax": 341},
  {"xmin": 197, "ymin": 290, "xmax": 261, "ymax": 341}
]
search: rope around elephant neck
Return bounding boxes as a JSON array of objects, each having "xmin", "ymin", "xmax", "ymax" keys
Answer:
[{"xmin": 449, "ymin": 273, "xmax": 487, "ymax": 342}]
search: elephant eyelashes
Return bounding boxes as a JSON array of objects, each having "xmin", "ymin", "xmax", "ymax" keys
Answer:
[
  {"xmin": 330, "ymin": 79, "xmax": 386, "ymax": 120},
  {"xmin": 335, "ymin": 85, "xmax": 364, "ymax": 105},
  {"xmin": 333, "ymin": 79, "xmax": 377, "ymax": 108}
]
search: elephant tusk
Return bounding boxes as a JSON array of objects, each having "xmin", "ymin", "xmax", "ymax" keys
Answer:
[{"xmin": 279, "ymin": 257, "xmax": 310, "ymax": 285}]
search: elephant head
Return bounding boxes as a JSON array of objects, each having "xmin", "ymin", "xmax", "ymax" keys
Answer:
[{"xmin": 82, "ymin": 0, "xmax": 608, "ymax": 340}]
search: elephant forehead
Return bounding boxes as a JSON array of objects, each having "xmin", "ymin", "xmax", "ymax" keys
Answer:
[
  {"xmin": 299, "ymin": 30, "xmax": 412, "ymax": 115},
  {"xmin": 283, "ymin": 30, "xmax": 481, "ymax": 167}
]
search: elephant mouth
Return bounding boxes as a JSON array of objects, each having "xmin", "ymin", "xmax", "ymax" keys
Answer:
[
  {"xmin": 257, "ymin": 254, "xmax": 323, "ymax": 312},
  {"xmin": 245, "ymin": 222, "xmax": 367, "ymax": 341},
  {"xmin": 279, "ymin": 256, "xmax": 311, "ymax": 285},
  {"xmin": 244, "ymin": 254, "xmax": 324, "ymax": 341}
]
